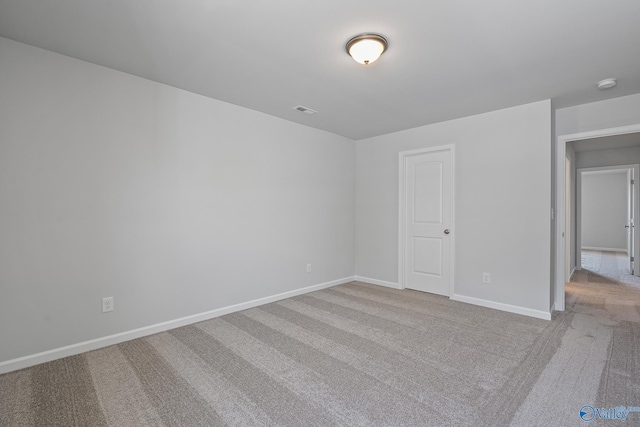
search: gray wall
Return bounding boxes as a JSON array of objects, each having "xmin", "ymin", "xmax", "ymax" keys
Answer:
[
  {"xmin": 556, "ymin": 93, "xmax": 640, "ymax": 136},
  {"xmin": 5, "ymin": 34, "xmax": 639, "ymax": 366},
  {"xmin": 355, "ymin": 100, "xmax": 552, "ymax": 314},
  {"xmin": 0, "ymin": 38, "xmax": 355, "ymax": 364},
  {"xmin": 576, "ymin": 146, "xmax": 640, "ymax": 169},
  {"xmin": 580, "ymin": 172, "xmax": 628, "ymax": 251}
]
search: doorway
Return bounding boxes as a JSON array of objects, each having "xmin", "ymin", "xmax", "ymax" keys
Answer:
[
  {"xmin": 577, "ymin": 165, "xmax": 638, "ymax": 275},
  {"xmin": 565, "ymin": 155, "xmax": 572, "ymax": 282},
  {"xmin": 555, "ymin": 125, "xmax": 640, "ymax": 311},
  {"xmin": 398, "ymin": 145, "xmax": 454, "ymax": 296}
]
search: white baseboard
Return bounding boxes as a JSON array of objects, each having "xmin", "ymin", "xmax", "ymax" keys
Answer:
[
  {"xmin": 353, "ymin": 278, "xmax": 550, "ymax": 320},
  {"xmin": 451, "ymin": 293, "xmax": 552, "ymax": 320},
  {"xmin": 354, "ymin": 276, "xmax": 401, "ymax": 289},
  {"xmin": 581, "ymin": 246, "xmax": 627, "ymax": 253},
  {"xmin": 0, "ymin": 276, "xmax": 356, "ymax": 375}
]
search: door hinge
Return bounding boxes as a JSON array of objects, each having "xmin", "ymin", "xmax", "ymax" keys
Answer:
[
  {"xmin": 631, "ymin": 256, "xmax": 635, "ymax": 262},
  {"xmin": 632, "ymin": 179, "xmax": 635, "ymax": 185}
]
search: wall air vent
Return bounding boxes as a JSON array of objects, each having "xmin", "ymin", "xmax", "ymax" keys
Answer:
[{"xmin": 292, "ymin": 105, "xmax": 318, "ymax": 115}]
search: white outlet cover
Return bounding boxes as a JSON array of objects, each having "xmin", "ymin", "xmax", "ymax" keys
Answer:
[{"xmin": 102, "ymin": 297, "xmax": 114, "ymax": 313}]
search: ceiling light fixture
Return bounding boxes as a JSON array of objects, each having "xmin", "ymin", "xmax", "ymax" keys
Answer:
[
  {"xmin": 346, "ymin": 33, "xmax": 388, "ymax": 65},
  {"xmin": 597, "ymin": 78, "xmax": 617, "ymax": 90}
]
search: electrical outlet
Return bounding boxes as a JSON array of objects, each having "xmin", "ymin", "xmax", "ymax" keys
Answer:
[
  {"xmin": 102, "ymin": 297, "xmax": 114, "ymax": 313},
  {"xmin": 482, "ymin": 273, "xmax": 490, "ymax": 284},
  {"xmin": 306, "ymin": 263, "xmax": 312, "ymax": 273}
]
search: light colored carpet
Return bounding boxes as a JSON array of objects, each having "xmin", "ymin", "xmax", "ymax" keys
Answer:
[
  {"xmin": 574, "ymin": 249, "xmax": 640, "ymax": 288},
  {"xmin": 1, "ymin": 277, "xmax": 639, "ymax": 426}
]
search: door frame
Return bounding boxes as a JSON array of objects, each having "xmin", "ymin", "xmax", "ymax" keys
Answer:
[
  {"xmin": 398, "ymin": 144, "xmax": 455, "ymax": 294},
  {"xmin": 555, "ymin": 123, "xmax": 640, "ymax": 311},
  {"xmin": 576, "ymin": 165, "xmax": 639, "ymax": 270},
  {"xmin": 565, "ymin": 155, "xmax": 572, "ymax": 282}
]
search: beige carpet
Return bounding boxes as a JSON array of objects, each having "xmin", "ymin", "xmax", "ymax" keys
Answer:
[
  {"xmin": 1, "ymin": 277, "xmax": 639, "ymax": 426},
  {"xmin": 574, "ymin": 249, "xmax": 640, "ymax": 288}
]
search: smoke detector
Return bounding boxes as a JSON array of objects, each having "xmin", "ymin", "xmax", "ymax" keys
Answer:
[{"xmin": 597, "ymin": 78, "xmax": 617, "ymax": 90}]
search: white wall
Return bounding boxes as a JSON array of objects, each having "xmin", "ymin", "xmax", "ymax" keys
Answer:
[
  {"xmin": 0, "ymin": 38, "xmax": 355, "ymax": 365},
  {"xmin": 556, "ymin": 93, "xmax": 640, "ymax": 136},
  {"xmin": 356, "ymin": 100, "xmax": 552, "ymax": 315},
  {"xmin": 580, "ymin": 172, "xmax": 628, "ymax": 251},
  {"xmin": 576, "ymin": 146, "xmax": 640, "ymax": 169}
]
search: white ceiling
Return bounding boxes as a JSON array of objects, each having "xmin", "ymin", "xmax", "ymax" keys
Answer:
[{"xmin": 1, "ymin": 0, "xmax": 639, "ymax": 140}]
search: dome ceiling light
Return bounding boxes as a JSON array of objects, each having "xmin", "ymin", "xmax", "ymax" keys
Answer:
[{"xmin": 346, "ymin": 33, "xmax": 388, "ymax": 65}]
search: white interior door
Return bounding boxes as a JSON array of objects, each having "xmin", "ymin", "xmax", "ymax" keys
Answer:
[{"xmin": 402, "ymin": 149, "xmax": 452, "ymax": 296}]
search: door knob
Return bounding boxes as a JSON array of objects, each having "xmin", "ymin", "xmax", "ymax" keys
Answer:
[{"xmin": 444, "ymin": 229, "xmax": 450, "ymax": 234}]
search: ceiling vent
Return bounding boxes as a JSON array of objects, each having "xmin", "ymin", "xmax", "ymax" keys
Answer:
[{"xmin": 292, "ymin": 105, "xmax": 318, "ymax": 115}]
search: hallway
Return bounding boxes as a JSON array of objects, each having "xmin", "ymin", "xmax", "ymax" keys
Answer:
[
  {"xmin": 567, "ymin": 250, "xmax": 640, "ymax": 317},
  {"xmin": 535, "ymin": 249, "xmax": 640, "ymax": 425},
  {"xmin": 572, "ymin": 249, "xmax": 640, "ymax": 285}
]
